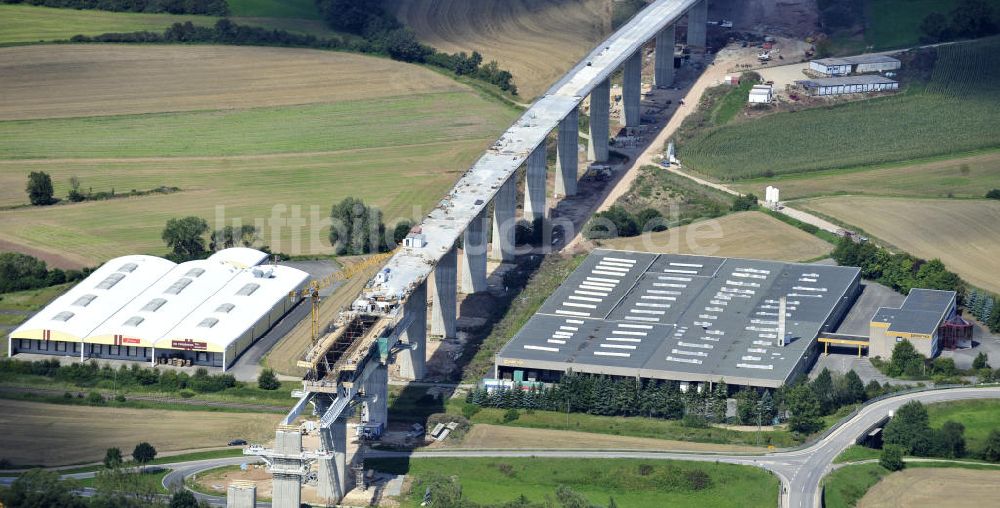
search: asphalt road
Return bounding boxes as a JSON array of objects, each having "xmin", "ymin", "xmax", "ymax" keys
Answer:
[{"xmin": 3, "ymin": 386, "xmax": 998, "ymax": 507}]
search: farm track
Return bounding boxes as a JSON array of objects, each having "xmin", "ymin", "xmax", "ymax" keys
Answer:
[{"xmin": 386, "ymin": 0, "xmax": 611, "ymax": 99}]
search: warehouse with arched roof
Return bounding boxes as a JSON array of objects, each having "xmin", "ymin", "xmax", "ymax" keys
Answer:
[{"xmin": 8, "ymin": 248, "xmax": 309, "ymax": 371}]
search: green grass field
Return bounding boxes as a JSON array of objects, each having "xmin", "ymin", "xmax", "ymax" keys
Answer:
[
  {"xmin": 731, "ymin": 150, "xmax": 1000, "ymax": 200},
  {"xmin": 927, "ymin": 399, "xmax": 1000, "ymax": 456},
  {"xmin": 0, "ymin": 284, "xmax": 71, "ymax": 355},
  {"xmin": 0, "ymin": 4, "xmax": 337, "ymax": 45},
  {"xmin": 823, "ymin": 463, "xmax": 890, "ymax": 508},
  {"xmin": 368, "ymin": 457, "xmax": 778, "ymax": 507},
  {"xmin": 0, "ymin": 50, "xmax": 517, "ymax": 266},
  {"xmin": 864, "ymin": 0, "xmax": 1000, "ymax": 50},
  {"xmin": 228, "ymin": 0, "xmax": 319, "ymax": 18},
  {"xmin": 680, "ymin": 37, "xmax": 1000, "ymax": 180}
]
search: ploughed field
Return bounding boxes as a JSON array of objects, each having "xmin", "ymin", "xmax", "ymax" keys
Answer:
[
  {"xmin": 385, "ymin": 0, "xmax": 611, "ymax": 99},
  {"xmin": 857, "ymin": 468, "xmax": 1000, "ymax": 508},
  {"xmin": 0, "ymin": 399, "xmax": 280, "ymax": 466},
  {"xmin": 0, "ymin": 44, "xmax": 518, "ymax": 267},
  {"xmin": 799, "ymin": 196, "xmax": 1000, "ymax": 293}
]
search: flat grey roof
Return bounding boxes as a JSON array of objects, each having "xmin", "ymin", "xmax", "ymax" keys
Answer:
[
  {"xmin": 813, "ymin": 55, "xmax": 901, "ymax": 66},
  {"xmin": 797, "ymin": 75, "xmax": 898, "ymax": 88},
  {"xmin": 873, "ymin": 288, "xmax": 955, "ymax": 335},
  {"xmin": 497, "ymin": 250, "xmax": 862, "ymax": 387}
]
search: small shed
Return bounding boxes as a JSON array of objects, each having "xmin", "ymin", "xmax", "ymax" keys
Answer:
[
  {"xmin": 748, "ymin": 84, "xmax": 773, "ymax": 104},
  {"xmin": 723, "ymin": 74, "xmax": 740, "ymax": 85}
]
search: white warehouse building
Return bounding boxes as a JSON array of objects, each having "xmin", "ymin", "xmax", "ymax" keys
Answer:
[
  {"xmin": 809, "ymin": 55, "xmax": 901, "ymax": 76},
  {"xmin": 8, "ymin": 248, "xmax": 308, "ymax": 370},
  {"xmin": 797, "ymin": 75, "xmax": 899, "ymax": 96}
]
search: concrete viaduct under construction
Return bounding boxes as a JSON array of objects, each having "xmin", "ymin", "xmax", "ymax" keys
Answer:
[{"xmin": 245, "ymin": 1, "xmax": 709, "ymax": 505}]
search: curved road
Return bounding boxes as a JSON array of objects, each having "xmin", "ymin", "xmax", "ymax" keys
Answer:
[{"xmin": 4, "ymin": 387, "xmax": 997, "ymax": 507}]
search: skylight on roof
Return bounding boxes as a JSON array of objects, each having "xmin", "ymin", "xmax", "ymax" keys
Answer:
[
  {"xmin": 164, "ymin": 277, "xmax": 192, "ymax": 295},
  {"xmin": 142, "ymin": 298, "xmax": 167, "ymax": 312},
  {"xmin": 215, "ymin": 303, "xmax": 235, "ymax": 313},
  {"xmin": 185, "ymin": 268, "xmax": 205, "ymax": 278},
  {"xmin": 118, "ymin": 262, "xmax": 138, "ymax": 273},
  {"xmin": 236, "ymin": 283, "xmax": 259, "ymax": 296},
  {"xmin": 96, "ymin": 273, "xmax": 125, "ymax": 290},
  {"xmin": 198, "ymin": 317, "xmax": 219, "ymax": 328},
  {"xmin": 53, "ymin": 311, "xmax": 74, "ymax": 322},
  {"xmin": 73, "ymin": 294, "xmax": 97, "ymax": 307},
  {"xmin": 124, "ymin": 316, "xmax": 145, "ymax": 326}
]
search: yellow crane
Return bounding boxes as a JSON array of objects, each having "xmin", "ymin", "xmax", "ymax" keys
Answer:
[{"xmin": 288, "ymin": 251, "xmax": 395, "ymax": 345}]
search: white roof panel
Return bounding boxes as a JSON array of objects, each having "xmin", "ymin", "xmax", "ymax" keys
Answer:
[
  {"xmin": 11, "ymin": 255, "xmax": 176, "ymax": 340},
  {"xmin": 207, "ymin": 247, "xmax": 268, "ymax": 269},
  {"xmin": 158, "ymin": 265, "xmax": 309, "ymax": 352}
]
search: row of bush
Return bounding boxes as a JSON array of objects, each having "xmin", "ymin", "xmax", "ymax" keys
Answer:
[
  {"xmin": 467, "ymin": 368, "xmax": 908, "ymax": 434},
  {"xmin": 882, "ymin": 400, "xmax": 1000, "ymax": 465},
  {"xmin": 0, "ymin": 252, "xmax": 93, "ymax": 294},
  {"xmin": 872, "ymin": 340, "xmax": 998, "ymax": 383},
  {"xmin": 831, "ymin": 237, "xmax": 965, "ymax": 302},
  {"xmin": 0, "ymin": 359, "xmax": 239, "ymax": 394},
  {"xmin": 1, "ymin": 0, "xmax": 228, "ymax": 15}
]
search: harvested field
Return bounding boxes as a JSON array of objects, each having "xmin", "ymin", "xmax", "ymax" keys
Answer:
[
  {"xmin": 598, "ymin": 211, "xmax": 832, "ymax": 261},
  {"xmin": 0, "ymin": 45, "xmax": 465, "ymax": 120},
  {"xmin": 799, "ymin": 197, "xmax": 1000, "ymax": 292},
  {"xmin": 857, "ymin": 468, "xmax": 1000, "ymax": 508},
  {"xmin": 0, "ymin": 400, "xmax": 280, "ymax": 466},
  {"xmin": 458, "ymin": 424, "xmax": 760, "ymax": 453},
  {"xmin": 386, "ymin": 0, "xmax": 611, "ymax": 98},
  {"xmin": 731, "ymin": 151, "xmax": 1000, "ymax": 200},
  {"xmin": 0, "ymin": 45, "xmax": 517, "ymax": 266}
]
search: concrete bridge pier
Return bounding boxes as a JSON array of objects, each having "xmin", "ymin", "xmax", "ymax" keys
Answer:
[
  {"xmin": 555, "ymin": 107, "xmax": 579, "ymax": 197},
  {"xmin": 460, "ymin": 210, "xmax": 488, "ymax": 293},
  {"xmin": 226, "ymin": 482, "xmax": 256, "ymax": 508},
  {"xmin": 622, "ymin": 49, "xmax": 642, "ymax": 134},
  {"xmin": 430, "ymin": 245, "xmax": 457, "ymax": 338},
  {"xmin": 523, "ymin": 144, "xmax": 548, "ymax": 225},
  {"xmin": 397, "ymin": 280, "xmax": 427, "ymax": 380},
  {"xmin": 363, "ymin": 365, "xmax": 389, "ymax": 429},
  {"xmin": 687, "ymin": 0, "xmax": 707, "ymax": 50},
  {"xmin": 270, "ymin": 426, "xmax": 304, "ymax": 508},
  {"xmin": 655, "ymin": 24, "xmax": 676, "ymax": 88},
  {"xmin": 491, "ymin": 177, "xmax": 516, "ymax": 263},
  {"xmin": 587, "ymin": 78, "xmax": 610, "ymax": 163},
  {"xmin": 316, "ymin": 417, "xmax": 348, "ymax": 503}
]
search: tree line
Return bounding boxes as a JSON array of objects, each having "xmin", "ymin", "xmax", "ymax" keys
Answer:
[
  {"xmin": 583, "ymin": 192, "xmax": 758, "ymax": 240},
  {"xmin": 1, "ymin": 0, "xmax": 228, "ymax": 15},
  {"xmin": 0, "ymin": 359, "xmax": 238, "ymax": 394},
  {"xmin": 919, "ymin": 0, "xmax": 1000, "ymax": 43},
  {"xmin": 467, "ymin": 368, "xmax": 904, "ymax": 434},
  {"xmin": 831, "ymin": 237, "xmax": 964, "ymax": 299},
  {"xmin": 0, "ymin": 252, "xmax": 92, "ymax": 293},
  {"xmin": 69, "ymin": 16, "xmax": 517, "ymax": 95},
  {"xmin": 879, "ymin": 399, "xmax": 1000, "ymax": 471}
]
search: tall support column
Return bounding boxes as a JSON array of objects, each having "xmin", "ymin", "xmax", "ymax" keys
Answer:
[
  {"xmin": 491, "ymin": 177, "xmax": 516, "ymax": 262},
  {"xmin": 317, "ymin": 418, "xmax": 348, "ymax": 503},
  {"xmin": 397, "ymin": 280, "xmax": 427, "ymax": 380},
  {"xmin": 271, "ymin": 427, "xmax": 303, "ymax": 508},
  {"xmin": 227, "ymin": 482, "xmax": 256, "ymax": 508},
  {"xmin": 655, "ymin": 25, "xmax": 676, "ymax": 88},
  {"xmin": 523, "ymin": 144, "xmax": 547, "ymax": 224},
  {"xmin": 687, "ymin": 0, "xmax": 707, "ymax": 50},
  {"xmin": 587, "ymin": 78, "xmax": 610, "ymax": 163},
  {"xmin": 364, "ymin": 365, "xmax": 389, "ymax": 429},
  {"xmin": 555, "ymin": 107, "xmax": 579, "ymax": 197},
  {"xmin": 460, "ymin": 211, "xmax": 488, "ymax": 293},
  {"xmin": 622, "ymin": 50, "xmax": 642, "ymax": 133},
  {"xmin": 431, "ymin": 246, "xmax": 457, "ymax": 339}
]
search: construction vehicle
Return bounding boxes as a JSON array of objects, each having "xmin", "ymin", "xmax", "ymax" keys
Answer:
[{"xmin": 584, "ymin": 164, "xmax": 613, "ymax": 181}]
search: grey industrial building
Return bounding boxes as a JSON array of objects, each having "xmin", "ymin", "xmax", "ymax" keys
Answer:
[
  {"xmin": 810, "ymin": 55, "xmax": 901, "ymax": 76},
  {"xmin": 869, "ymin": 289, "xmax": 958, "ymax": 359},
  {"xmin": 496, "ymin": 250, "xmax": 862, "ymax": 389},
  {"xmin": 797, "ymin": 75, "xmax": 899, "ymax": 96}
]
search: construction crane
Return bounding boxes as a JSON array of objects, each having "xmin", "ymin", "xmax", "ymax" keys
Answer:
[{"xmin": 289, "ymin": 251, "xmax": 396, "ymax": 345}]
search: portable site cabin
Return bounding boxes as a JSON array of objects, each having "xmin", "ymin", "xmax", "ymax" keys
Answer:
[{"xmin": 748, "ymin": 84, "xmax": 773, "ymax": 104}]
